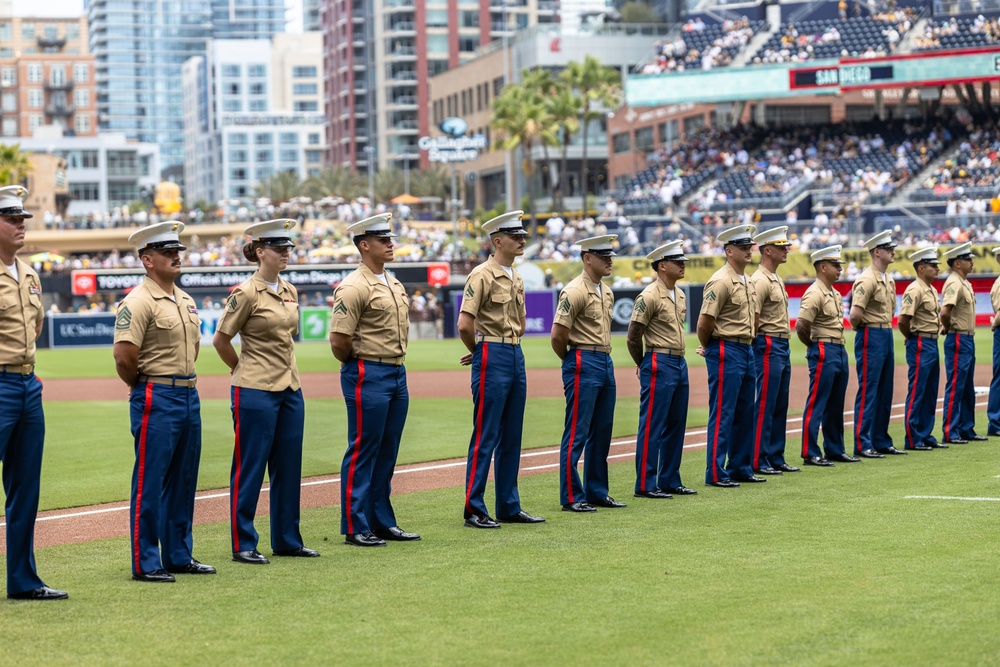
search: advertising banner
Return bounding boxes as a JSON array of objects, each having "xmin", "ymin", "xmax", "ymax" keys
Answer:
[
  {"xmin": 450, "ymin": 291, "xmax": 556, "ymax": 336},
  {"xmin": 299, "ymin": 307, "xmax": 331, "ymax": 341},
  {"xmin": 47, "ymin": 313, "xmax": 117, "ymax": 348}
]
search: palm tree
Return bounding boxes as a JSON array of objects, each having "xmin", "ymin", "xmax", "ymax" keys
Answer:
[
  {"xmin": 253, "ymin": 170, "xmax": 303, "ymax": 205},
  {"xmin": 521, "ymin": 69, "xmax": 562, "ymax": 211},
  {"xmin": 302, "ymin": 166, "xmax": 365, "ymax": 201},
  {"xmin": 560, "ymin": 56, "xmax": 621, "ymax": 213},
  {"xmin": 374, "ymin": 167, "xmax": 405, "ymax": 204},
  {"xmin": 0, "ymin": 143, "xmax": 32, "ymax": 185},
  {"xmin": 409, "ymin": 164, "xmax": 450, "ymax": 201},
  {"xmin": 492, "ymin": 82, "xmax": 555, "ymax": 234},
  {"xmin": 545, "ymin": 85, "xmax": 582, "ymax": 218}
]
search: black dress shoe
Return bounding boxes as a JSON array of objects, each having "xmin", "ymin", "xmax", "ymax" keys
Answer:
[
  {"xmin": 589, "ymin": 496, "xmax": 627, "ymax": 508},
  {"xmin": 858, "ymin": 449, "xmax": 885, "ymax": 458},
  {"xmin": 373, "ymin": 527, "xmax": 421, "ymax": 541},
  {"xmin": 929, "ymin": 442, "xmax": 949, "ymax": 449},
  {"xmin": 804, "ymin": 456, "xmax": 835, "ymax": 467},
  {"xmin": 774, "ymin": 463, "xmax": 801, "ymax": 473},
  {"xmin": 562, "ymin": 501, "xmax": 597, "ymax": 512},
  {"xmin": 498, "ymin": 511, "xmax": 545, "ymax": 524},
  {"xmin": 233, "ymin": 549, "xmax": 270, "ymax": 564},
  {"xmin": 968, "ymin": 435, "xmax": 989, "ymax": 442},
  {"xmin": 827, "ymin": 453, "xmax": 860, "ymax": 463},
  {"xmin": 464, "ymin": 514, "xmax": 501, "ymax": 529},
  {"xmin": 755, "ymin": 467, "xmax": 783, "ymax": 475},
  {"xmin": 166, "ymin": 559, "xmax": 217, "ymax": 574},
  {"xmin": 988, "ymin": 432, "xmax": 1000, "ymax": 437},
  {"xmin": 665, "ymin": 486, "xmax": 698, "ymax": 495},
  {"xmin": 732, "ymin": 475, "xmax": 766, "ymax": 483},
  {"xmin": 7, "ymin": 586, "xmax": 69, "ymax": 600},
  {"xmin": 634, "ymin": 489, "xmax": 673, "ymax": 499},
  {"xmin": 943, "ymin": 438, "xmax": 968, "ymax": 444},
  {"xmin": 706, "ymin": 480, "xmax": 740, "ymax": 488},
  {"xmin": 906, "ymin": 445, "xmax": 934, "ymax": 451},
  {"xmin": 345, "ymin": 532, "xmax": 387, "ymax": 547},
  {"xmin": 877, "ymin": 447, "xmax": 907, "ymax": 455},
  {"xmin": 132, "ymin": 570, "xmax": 176, "ymax": 583},
  {"xmin": 272, "ymin": 547, "xmax": 322, "ymax": 557}
]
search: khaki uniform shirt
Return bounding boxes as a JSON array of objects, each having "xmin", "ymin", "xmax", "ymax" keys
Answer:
[
  {"xmin": 799, "ymin": 281, "xmax": 845, "ymax": 341},
  {"xmin": 113, "ymin": 276, "xmax": 200, "ymax": 377},
  {"xmin": 330, "ymin": 263, "xmax": 409, "ymax": 358},
  {"xmin": 941, "ymin": 273, "xmax": 975, "ymax": 332},
  {"xmin": 553, "ymin": 273, "xmax": 613, "ymax": 347},
  {"xmin": 0, "ymin": 258, "xmax": 43, "ymax": 365},
  {"xmin": 460, "ymin": 255, "xmax": 525, "ymax": 338},
  {"xmin": 749, "ymin": 265, "xmax": 790, "ymax": 336},
  {"xmin": 631, "ymin": 279, "xmax": 686, "ymax": 352},
  {"xmin": 700, "ymin": 262, "xmax": 756, "ymax": 339},
  {"xmin": 216, "ymin": 272, "xmax": 301, "ymax": 391},
  {"xmin": 991, "ymin": 276, "xmax": 1000, "ymax": 330},
  {"xmin": 851, "ymin": 266, "xmax": 896, "ymax": 326},
  {"xmin": 899, "ymin": 279, "xmax": 941, "ymax": 336}
]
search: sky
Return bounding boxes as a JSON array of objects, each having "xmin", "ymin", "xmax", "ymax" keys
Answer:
[{"xmin": 10, "ymin": 0, "xmax": 304, "ymax": 30}]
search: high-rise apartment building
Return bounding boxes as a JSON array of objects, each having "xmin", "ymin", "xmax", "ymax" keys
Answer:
[
  {"xmin": 182, "ymin": 35, "xmax": 326, "ymax": 205},
  {"xmin": 303, "ymin": 0, "xmax": 322, "ymax": 31},
  {"xmin": 0, "ymin": 14, "xmax": 96, "ymax": 139},
  {"xmin": 322, "ymin": 0, "xmax": 558, "ymax": 173},
  {"xmin": 86, "ymin": 0, "xmax": 286, "ymax": 183}
]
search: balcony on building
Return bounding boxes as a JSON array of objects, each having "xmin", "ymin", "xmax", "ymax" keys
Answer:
[
  {"xmin": 387, "ymin": 70, "xmax": 417, "ymax": 86},
  {"xmin": 537, "ymin": 0, "xmax": 558, "ymax": 11},
  {"xmin": 45, "ymin": 103, "xmax": 76, "ymax": 117},
  {"xmin": 38, "ymin": 36, "xmax": 68, "ymax": 51},
  {"xmin": 386, "ymin": 45, "xmax": 416, "ymax": 61},
  {"xmin": 387, "ymin": 119, "xmax": 418, "ymax": 135},
  {"xmin": 387, "ymin": 21, "xmax": 416, "ymax": 36},
  {"xmin": 385, "ymin": 0, "xmax": 415, "ymax": 10},
  {"xmin": 45, "ymin": 79, "xmax": 75, "ymax": 92}
]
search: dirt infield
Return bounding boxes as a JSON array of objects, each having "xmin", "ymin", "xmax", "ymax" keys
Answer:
[{"xmin": 3, "ymin": 362, "xmax": 994, "ymax": 554}]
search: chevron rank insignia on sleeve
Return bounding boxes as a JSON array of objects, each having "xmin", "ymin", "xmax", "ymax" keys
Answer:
[{"xmin": 115, "ymin": 305, "xmax": 132, "ymax": 330}]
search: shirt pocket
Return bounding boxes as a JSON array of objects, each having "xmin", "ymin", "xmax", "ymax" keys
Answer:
[
  {"xmin": 585, "ymin": 295, "xmax": 602, "ymax": 320},
  {"xmin": 729, "ymin": 286, "xmax": 747, "ymax": 308},
  {"xmin": 491, "ymin": 285, "xmax": 512, "ymax": 306},
  {"xmin": 154, "ymin": 315, "xmax": 181, "ymax": 347},
  {"xmin": 823, "ymin": 297, "xmax": 842, "ymax": 319}
]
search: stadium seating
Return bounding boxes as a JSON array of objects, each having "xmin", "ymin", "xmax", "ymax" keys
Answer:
[
  {"xmin": 642, "ymin": 17, "xmax": 769, "ymax": 73},
  {"xmin": 911, "ymin": 15, "xmax": 1000, "ymax": 51},
  {"xmin": 751, "ymin": 14, "xmax": 916, "ymax": 64}
]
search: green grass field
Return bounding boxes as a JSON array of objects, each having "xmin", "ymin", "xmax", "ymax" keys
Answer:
[
  {"xmin": 34, "ymin": 328, "xmax": 999, "ymax": 378},
  {"xmin": 4, "ymin": 417, "xmax": 998, "ymax": 665}
]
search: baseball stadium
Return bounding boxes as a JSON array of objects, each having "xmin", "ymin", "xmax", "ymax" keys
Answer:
[{"xmin": 2, "ymin": 0, "xmax": 1000, "ymax": 664}]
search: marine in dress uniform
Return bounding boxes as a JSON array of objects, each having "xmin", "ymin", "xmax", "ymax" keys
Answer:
[
  {"xmin": 939, "ymin": 242, "xmax": 988, "ymax": 444},
  {"xmin": 696, "ymin": 224, "xmax": 763, "ymax": 487},
  {"xmin": 849, "ymin": 230, "xmax": 904, "ymax": 457},
  {"xmin": 987, "ymin": 247, "xmax": 1000, "ymax": 436},
  {"xmin": 214, "ymin": 220, "xmax": 319, "ymax": 563},
  {"xmin": 749, "ymin": 226, "xmax": 800, "ymax": 475},
  {"xmin": 458, "ymin": 211, "xmax": 544, "ymax": 528},
  {"xmin": 112, "ymin": 222, "xmax": 216, "ymax": 582},
  {"xmin": 897, "ymin": 247, "xmax": 944, "ymax": 451},
  {"xmin": 0, "ymin": 186, "xmax": 67, "ymax": 601},
  {"xmin": 796, "ymin": 246, "xmax": 858, "ymax": 466},
  {"xmin": 627, "ymin": 240, "xmax": 697, "ymax": 499},
  {"xmin": 550, "ymin": 235, "xmax": 625, "ymax": 512},
  {"xmin": 329, "ymin": 214, "xmax": 420, "ymax": 547}
]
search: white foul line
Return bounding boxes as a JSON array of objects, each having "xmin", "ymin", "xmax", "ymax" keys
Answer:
[
  {"xmin": 7, "ymin": 398, "xmax": 989, "ymax": 527},
  {"xmin": 905, "ymin": 496, "xmax": 1000, "ymax": 502}
]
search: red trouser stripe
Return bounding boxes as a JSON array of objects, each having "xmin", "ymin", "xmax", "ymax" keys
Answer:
[
  {"xmin": 133, "ymin": 382, "xmax": 154, "ymax": 574},
  {"xmin": 565, "ymin": 349, "xmax": 583, "ymax": 503},
  {"xmin": 638, "ymin": 352, "xmax": 658, "ymax": 492},
  {"xmin": 752, "ymin": 336, "xmax": 772, "ymax": 469},
  {"xmin": 905, "ymin": 337, "xmax": 921, "ymax": 448},
  {"xmin": 465, "ymin": 343, "xmax": 489, "ymax": 513},
  {"xmin": 231, "ymin": 387, "xmax": 242, "ymax": 550},
  {"xmin": 945, "ymin": 333, "xmax": 960, "ymax": 441},
  {"xmin": 801, "ymin": 342, "xmax": 825, "ymax": 458},
  {"xmin": 345, "ymin": 360, "xmax": 365, "ymax": 535},
  {"xmin": 855, "ymin": 328, "xmax": 869, "ymax": 447},
  {"xmin": 710, "ymin": 341, "xmax": 725, "ymax": 483}
]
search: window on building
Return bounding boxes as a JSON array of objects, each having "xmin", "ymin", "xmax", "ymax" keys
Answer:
[
  {"xmin": 493, "ymin": 77, "xmax": 503, "ymax": 96},
  {"xmin": 279, "ymin": 133, "xmax": 298, "ymax": 145},
  {"xmin": 305, "ymin": 150, "xmax": 322, "ymax": 163},
  {"xmin": 229, "ymin": 149, "xmax": 248, "ymax": 163},
  {"xmin": 225, "ymin": 82, "xmax": 240, "ymax": 95},
  {"xmin": 292, "ymin": 83, "xmax": 317, "ymax": 95},
  {"xmin": 635, "ymin": 127, "xmax": 654, "ymax": 152},
  {"xmin": 249, "ymin": 99, "xmax": 267, "ymax": 112},
  {"xmin": 81, "ymin": 151, "xmax": 99, "ymax": 168},
  {"xmin": 248, "ymin": 64, "xmax": 266, "ymax": 77},
  {"xmin": 256, "ymin": 149, "xmax": 273, "ymax": 162},
  {"xmin": 1, "ymin": 67, "xmax": 15, "ymax": 86},
  {"xmin": 426, "ymin": 34, "xmax": 448, "ymax": 55},
  {"xmin": 73, "ymin": 63, "xmax": 89, "ymax": 82},
  {"xmin": 292, "ymin": 66, "xmax": 317, "ymax": 78},
  {"xmin": 231, "ymin": 168, "xmax": 247, "ymax": 181},
  {"xmin": 229, "ymin": 133, "xmax": 248, "ymax": 145},
  {"xmin": 249, "ymin": 82, "xmax": 266, "ymax": 95},
  {"xmin": 222, "ymin": 64, "xmax": 241, "ymax": 77},
  {"xmin": 44, "ymin": 24, "xmax": 57, "ymax": 39},
  {"xmin": 657, "ymin": 119, "xmax": 678, "ymax": 147},
  {"xmin": 294, "ymin": 100, "xmax": 318, "ymax": 112},
  {"xmin": 0, "ymin": 24, "xmax": 10, "ymax": 41},
  {"xmin": 255, "ymin": 133, "xmax": 272, "ymax": 145},
  {"xmin": 255, "ymin": 166, "xmax": 274, "ymax": 181},
  {"xmin": 460, "ymin": 11, "xmax": 479, "ymax": 27},
  {"xmin": 75, "ymin": 114, "xmax": 91, "ymax": 134},
  {"xmin": 70, "ymin": 183, "xmax": 100, "ymax": 201},
  {"xmin": 307, "ymin": 133, "xmax": 320, "ymax": 145},
  {"xmin": 426, "ymin": 9, "xmax": 448, "ymax": 26},
  {"xmin": 74, "ymin": 89, "xmax": 90, "ymax": 108},
  {"xmin": 223, "ymin": 99, "xmax": 243, "ymax": 112},
  {"xmin": 280, "ymin": 149, "xmax": 298, "ymax": 163},
  {"xmin": 1, "ymin": 93, "xmax": 15, "ymax": 112},
  {"xmin": 2, "ymin": 119, "xmax": 16, "ymax": 137},
  {"xmin": 21, "ymin": 23, "xmax": 35, "ymax": 40},
  {"xmin": 27, "ymin": 63, "xmax": 42, "ymax": 83},
  {"xmin": 67, "ymin": 23, "xmax": 80, "ymax": 39},
  {"xmin": 458, "ymin": 36, "xmax": 479, "ymax": 52},
  {"xmin": 612, "ymin": 132, "xmax": 631, "ymax": 154},
  {"xmin": 28, "ymin": 89, "xmax": 43, "ymax": 109},
  {"xmin": 682, "ymin": 115, "xmax": 705, "ymax": 136}
]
